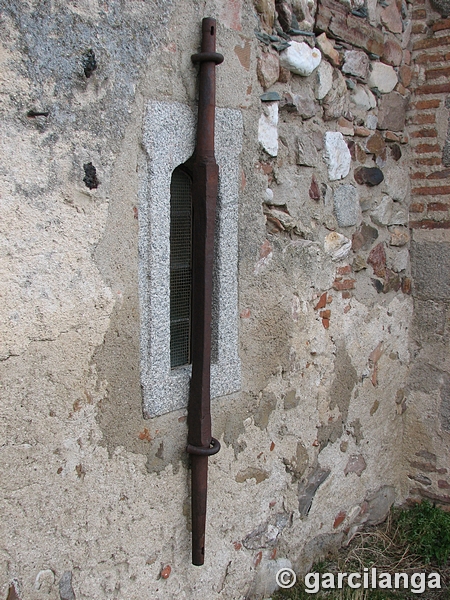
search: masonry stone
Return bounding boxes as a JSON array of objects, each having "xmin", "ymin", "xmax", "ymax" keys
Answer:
[
  {"xmin": 316, "ymin": 60, "xmax": 334, "ymax": 100},
  {"xmin": 279, "ymin": 41, "xmax": 322, "ymax": 76},
  {"xmin": 259, "ymin": 102, "xmax": 279, "ymax": 156},
  {"xmin": 367, "ymin": 62, "xmax": 398, "ymax": 94},
  {"xmin": 377, "ymin": 92, "xmax": 408, "ymax": 131},
  {"xmin": 323, "ymin": 132, "xmax": 351, "ymax": 180},
  {"xmin": 342, "ymin": 50, "xmax": 370, "ymax": 80},
  {"xmin": 350, "ymin": 85, "xmax": 377, "ymax": 111},
  {"xmin": 333, "ymin": 184, "xmax": 361, "ymax": 227}
]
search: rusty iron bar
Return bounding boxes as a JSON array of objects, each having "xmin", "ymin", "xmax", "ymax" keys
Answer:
[{"xmin": 186, "ymin": 17, "xmax": 223, "ymax": 567}]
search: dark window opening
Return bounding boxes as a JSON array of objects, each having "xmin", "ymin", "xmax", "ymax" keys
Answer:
[{"xmin": 170, "ymin": 165, "xmax": 193, "ymax": 368}]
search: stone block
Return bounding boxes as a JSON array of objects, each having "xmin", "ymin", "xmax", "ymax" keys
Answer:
[
  {"xmin": 380, "ymin": 1, "xmax": 403, "ymax": 34},
  {"xmin": 259, "ymin": 102, "xmax": 279, "ymax": 156},
  {"xmin": 297, "ymin": 135, "xmax": 319, "ymax": 167},
  {"xmin": 59, "ymin": 572, "xmax": 75, "ymax": 600},
  {"xmin": 383, "ymin": 37, "xmax": 403, "ymax": 67},
  {"xmin": 324, "ymin": 231, "xmax": 352, "ymax": 261},
  {"xmin": 377, "ymin": 92, "xmax": 408, "ymax": 132},
  {"xmin": 333, "ymin": 184, "xmax": 361, "ymax": 227},
  {"xmin": 279, "ymin": 41, "xmax": 321, "ymax": 76},
  {"xmin": 257, "ymin": 51, "xmax": 280, "ymax": 89},
  {"xmin": 342, "ymin": 50, "xmax": 370, "ymax": 80},
  {"xmin": 368, "ymin": 62, "xmax": 398, "ymax": 94},
  {"xmin": 323, "ymin": 131, "xmax": 351, "ymax": 180},
  {"xmin": 323, "ymin": 68, "xmax": 349, "ymax": 120},
  {"xmin": 316, "ymin": 32, "xmax": 340, "ymax": 66},
  {"xmin": 316, "ymin": 59, "xmax": 334, "ymax": 100},
  {"xmin": 316, "ymin": 0, "xmax": 384, "ymax": 56},
  {"xmin": 350, "ymin": 85, "xmax": 377, "ymax": 111},
  {"xmin": 298, "ymin": 466, "xmax": 331, "ymax": 516}
]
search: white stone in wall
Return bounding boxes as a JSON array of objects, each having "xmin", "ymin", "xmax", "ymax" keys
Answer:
[
  {"xmin": 265, "ymin": 187, "xmax": 274, "ymax": 202},
  {"xmin": 350, "ymin": 84, "xmax": 377, "ymax": 110},
  {"xmin": 384, "ymin": 164, "xmax": 410, "ymax": 202},
  {"xmin": 258, "ymin": 101, "xmax": 279, "ymax": 157},
  {"xmin": 323, "ymin": 131, "xmax": 351, "ymax": 181},
  {"xmin": 390, "ymin": 205, "xmax": 408, "ymax": 226},
  {"xmin": 279, "ymin": 41, "xmax": 321, "ymax": 76},
  {"xmin": 316, "ymin": 59, "xmax": 334, "ymax": 100},
  {"xmin": 324, "ymin": 231, "xmax": 352, "ymax": 261},
  {"xmin": 367, "ymin": 62, "xmax": 398, "ymax": 93},
  {"xmin": 371, "ymin": 195, "xmax": 393, "ymax": 226}
]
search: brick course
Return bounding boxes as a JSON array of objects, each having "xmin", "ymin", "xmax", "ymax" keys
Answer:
[{"xmin": 408, "ymin": 2, "xmax": 450, "ymax": 226}]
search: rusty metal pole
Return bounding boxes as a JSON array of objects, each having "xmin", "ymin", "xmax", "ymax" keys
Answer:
[{"xmin": 186, "ymin": 18, "xmax": 223, "ymax": 567}]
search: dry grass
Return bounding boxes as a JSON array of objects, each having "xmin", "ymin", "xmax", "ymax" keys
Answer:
[{"xmin": 273, "ymin": 503, "xmax": 450, "ymax": 600}]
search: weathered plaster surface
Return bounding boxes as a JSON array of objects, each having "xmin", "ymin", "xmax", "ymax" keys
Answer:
[{"xmin": 1, "ymin": 0, "xmax": 439, "ymax": 598}]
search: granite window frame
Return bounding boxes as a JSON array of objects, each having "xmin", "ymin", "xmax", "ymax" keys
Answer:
[{"xmin": 139, "ymin": 101, "xmax": 242, "ymax": 417}]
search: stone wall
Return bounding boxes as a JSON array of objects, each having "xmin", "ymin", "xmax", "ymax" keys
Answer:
[{"xmin": 0, "ymin": 0, "xmax": 447, "ymax": 599}]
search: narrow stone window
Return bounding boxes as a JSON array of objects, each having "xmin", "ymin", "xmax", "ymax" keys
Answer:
[
  {"xmin": 170, "ymin": 165, "xmax": 192, "ymax": 368},
  {"xmin": 140, "ymin": 101, "xmax": 242, "ymax": 417}
]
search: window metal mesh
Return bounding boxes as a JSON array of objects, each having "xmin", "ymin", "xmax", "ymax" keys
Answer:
[{"xmin": 170, "ymin": 167, "xmax": 192, "ymax": 368}]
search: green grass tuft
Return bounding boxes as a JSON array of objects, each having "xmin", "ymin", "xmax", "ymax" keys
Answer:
[
  {"xmin": 273, "ymin": 501, "xmax": 450, "ymax": 600},
  {"xmin": 395, "ymin": 500, "xmax": 450, "ymax": 566}
]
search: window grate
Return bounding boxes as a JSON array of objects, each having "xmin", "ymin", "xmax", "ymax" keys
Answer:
[{"xmin": 170, "ymin": 166, "xmax": 192, "ymax": 368}]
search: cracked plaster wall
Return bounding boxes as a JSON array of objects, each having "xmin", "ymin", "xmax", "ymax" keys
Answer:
[{"xmin": 0, "ymin": 0, "xmax": 443, "ymax": 599}]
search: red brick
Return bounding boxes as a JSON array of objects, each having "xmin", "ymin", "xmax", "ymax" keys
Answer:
[
  {"xmin": 342, "ymin": 291, "xmax": 351, "ymax": 299},
  {"xmin": 426, "ymin": 66, "xmax": 450, "ymax": 80},
  {"xmin": 428, "ymin": 202, "xmax": 450, "ymax": 211},
  {"xmin": 427, "ymin": 169, "xmax": 450, "ymax": 179},
  {"xmin": 410, "ymin": 219, "xmax": 450, "ymax": 229},
  {"xmin": 332, "ymin": 279, "xmax": 356, "ymax": 291},
  {"xmin": 411, "ymin": 99, "xmax": 441, "ymax": 110},
  {"xmin": 410, "ymin": 128, "xmax": 438, "ymax": 138},
  {"xmin": 415, "ymin": 82, "xmax": 450, "ymax": 94},
  {"xmin": 412, "ymin": 8, "xmax": 427, "ymax": 18},
  {"xmin": 320, "ymin": 309, "xmax": 331, "ymax": 318},
  {"xmin": 402, "ymin": 277, "xmax": 412, "ymax": 295},
  {"xmin": 413, "ymin": 488, "xmax": 450, "ymax": 505},
  {"xmin": 314, "ymin": 292, "xmax": 327, "ymax": 310},
  {"xmin": 413, "ymin": 35, "xmax": 450, "ymax": 51},
  {"xmin": 411, "ymin": 172, "xmax": 427, "ymax": 179},
  {"xmin": 412, "ymin": 23, "xmax": 427, "ymax": 34},
  {"xmin": 413, "ymin": 143, "xmax": 441, "ymax": 153},
  {"xmin": 414, "ymin": 157, "xmax": 442, "ymax": 166},
  {"xmin": 399, "ymin": 65, "xmax": 412, "ymax": 87},
  {"xmin": 415, "ymin": 53, "xmax": 445, "ymax": 64},
  {"xmin": 410, "ymin": 202, "xmax": 425, "ymax": 212},
  {"xmin": 333, "ymin": 511, "xmax": 346, "ymax": 528},
  {"xmin": 408, "ymin": 113, "xmax": 435, "ymax": 125},
  {"xmin": 433, "ymin": 19, "xmax": 450, "ymax": 32},
  {"xmin": 337, "ymin": 265, "xmax": 352, "ymax": 275},
  {"xmin": 412, "ymin": 185, "xmax": 450, "ymax": 195}
]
